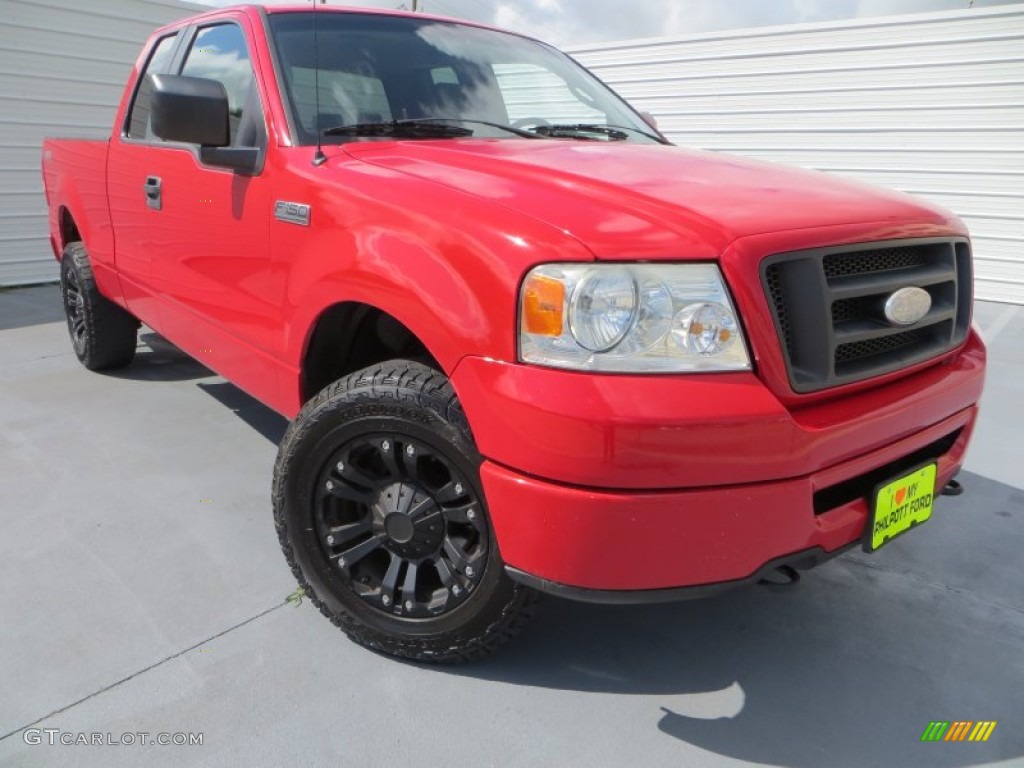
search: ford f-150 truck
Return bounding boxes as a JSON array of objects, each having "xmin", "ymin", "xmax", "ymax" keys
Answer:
[{"xmin": 42, "ymin": 5, "xmax": 985, "ymax": 662}]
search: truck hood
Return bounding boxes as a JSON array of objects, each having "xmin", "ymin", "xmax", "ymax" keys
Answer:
[{"xmin": 343, "ymin": 140, "xmax": 956, "ymax": 259}]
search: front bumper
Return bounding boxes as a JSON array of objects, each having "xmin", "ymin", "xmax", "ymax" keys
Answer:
[
  {"xmin": 480, "ymin": 407, "xmax": 974, "ymax": 594},
  {"xmin": 452, "ymin": 332, "xmax": 984, "ymax": 595}
]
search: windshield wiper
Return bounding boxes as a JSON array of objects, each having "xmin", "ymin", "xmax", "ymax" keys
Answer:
[
  {"xmin": 394, "ymin": 117, "xmax": 545, "ymax": 139},
  {"xmin": 531, "ymin": 123, "xmax": 667, "ymax": 142},
  {"xmin": 322, "ymin": 120, "xmax": 475, "ymax": 138},
  {"xmin": 323, "ymin": 117, "xmax": 546, "ymax": 140},
  {"xmin": 322, "ymin": 119, "xmax": 660, "ymax": 143},
  {"xmin": 531, "ymin": 124, "xmax": 631, "ymax": 141}
]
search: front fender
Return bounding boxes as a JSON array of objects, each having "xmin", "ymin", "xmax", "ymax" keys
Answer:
[{"xmin": 273, "ymin": 149, "xmax": 595, "ymax": 415}]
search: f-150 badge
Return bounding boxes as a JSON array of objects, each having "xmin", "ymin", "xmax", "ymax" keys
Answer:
[{"xmin": 274, "ymin": 200, "xmax": 310, "ymax": 226}]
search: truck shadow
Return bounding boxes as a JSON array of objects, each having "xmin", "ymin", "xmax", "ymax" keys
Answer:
[
  {"xmin": 448, "ymin": 470, "xmax": 1023, "ymax": 768},
  {"xmin": 196, "ymin": 380, "xmax": 287, "ymax": 444},
  {"xmin": 99, "ymin": 329, "xmax": 288, "ymax": 443},
  {"xmin": 102, "ymin": 332, "xmax": 214, "ymax": 382}
]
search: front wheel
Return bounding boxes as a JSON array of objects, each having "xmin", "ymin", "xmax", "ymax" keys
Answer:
[{"xmin": 273, "ymin": 361, "xmax": 537, "ymax": 663}]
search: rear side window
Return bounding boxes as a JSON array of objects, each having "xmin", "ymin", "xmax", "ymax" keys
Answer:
[{"xmin": 126, "ymin": 34, "xmax": 179, "ymax": 140}]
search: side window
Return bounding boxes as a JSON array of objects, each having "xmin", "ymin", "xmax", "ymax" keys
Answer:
[
  {"xmin": 126, "ymin": 34, "xmax": 179, "ymax": 140},
  {"xmin": 180, "ymin": 24, "xmax": 262, "ymax": 147}
]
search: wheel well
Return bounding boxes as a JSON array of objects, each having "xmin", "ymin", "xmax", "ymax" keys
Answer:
[
  {"xmin": 301, "ymin": 303, "xmax": 440, "ymax": 402},
  {"xmin": 59, "ymin": 208, "xmax": 81, "ymax": 251}
]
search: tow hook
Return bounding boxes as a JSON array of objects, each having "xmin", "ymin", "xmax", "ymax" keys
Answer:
[
  {"xmin": 941, "ymin": 478, "xmax": 964, "ymax": 497},
  {"xmin": 758, "ymin": 564, "xmax": 801, "ymax": 588}
]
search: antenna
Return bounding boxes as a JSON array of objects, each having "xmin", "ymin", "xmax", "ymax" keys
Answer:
[{"xmin": 312, "ymin": 0, "xmax": 327, "ymax": 166}]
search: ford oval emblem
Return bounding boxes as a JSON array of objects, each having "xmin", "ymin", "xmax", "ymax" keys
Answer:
[{"xmin": 884, "ymin": 286, "xmax": 932, "ymax": 326}]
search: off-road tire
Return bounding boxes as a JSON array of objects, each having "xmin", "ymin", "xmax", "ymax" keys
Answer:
[
  {"xmin": 60, "ymin": 242, "xmax": 137, "ymax": 370},
  {"xmin": 273, "ymin": 360, "xmax": 537, "ymax": 663}
]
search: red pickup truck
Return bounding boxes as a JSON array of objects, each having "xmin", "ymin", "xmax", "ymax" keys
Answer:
[{"xmin": 42, "ymin": 5, "xmax": 985, "ymax": 662}]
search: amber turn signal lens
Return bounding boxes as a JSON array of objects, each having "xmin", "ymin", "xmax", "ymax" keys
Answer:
[{"xmin": 522, "ymin": 274, "xmax": 565, "ymax": 336}]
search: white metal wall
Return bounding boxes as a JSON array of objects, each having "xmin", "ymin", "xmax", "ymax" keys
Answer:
[
  {"xmin": 3, "ymin": 4, "xmax": 1022, "ymax": 301},
  {"xmin": 0, "ymin": 0, "xmax": 201, "ymax": 286},
  {"xmin": 567, "ymin": 6, "xmax": 1024, "ymax": 305}
]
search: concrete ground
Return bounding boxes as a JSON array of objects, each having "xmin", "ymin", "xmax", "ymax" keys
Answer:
[{"xmin": 0, "ymin": 285, "xmax": 1021, "ymax": 768}]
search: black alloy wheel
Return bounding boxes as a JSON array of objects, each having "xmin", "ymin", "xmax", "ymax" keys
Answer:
[
  {"xmin": 63, "ymin": 265, "xmax": 88, "ymax": 354},
  {"xmin": 314, "ymin": 431, "xmax": 487, "ymax": 618},
  {"xmin": 59, "ymin": 242, "xmax": 138, "ymax": 370},
  {"xmin": 274, "ymin": 361, "xmax": 537, "ymax": 663}
]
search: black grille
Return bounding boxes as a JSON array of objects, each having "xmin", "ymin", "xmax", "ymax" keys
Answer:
[
  {"xmin": 762, "ymin": 238, "xmax": 972, "ymax": 393},
  {"xmin": 765, "ymin": 264, "xmax": 791, "ymax": 343},
  {"xmin": 823, "ymin": 246, "xmax": 927, "ymax": 279},
  {"xmin": 830, "ymin": 296, "xmax": 876, "ymax": 325},
  {"xmin": 834, "ymin": 327, "xmax": 932, "ymax": 364}
]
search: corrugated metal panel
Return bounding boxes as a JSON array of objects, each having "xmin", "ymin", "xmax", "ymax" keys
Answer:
[
  {"xmin": 568, "ymin": 6, "xmax": 1024, "ymax": 304},
  {"xmin": 0, "ymin": 0, "xmax": 202, "ymax": 286},
  {"xmin": 4, "ymin": 4, "xmax": 1021, "ymax": 303}
]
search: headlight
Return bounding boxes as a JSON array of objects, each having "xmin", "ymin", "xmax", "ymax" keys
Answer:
[
  {"xmin": 569, "ymin": 268, "xmax": 637, "ymax": 351},
  {"xmin": 519, "ymin": 263, "xmax": 750, "ymax": 372}
]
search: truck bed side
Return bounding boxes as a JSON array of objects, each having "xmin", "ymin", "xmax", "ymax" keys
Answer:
[{"xmin": 42, "ymin": 138, "xmax": 123, "ymax": 304}]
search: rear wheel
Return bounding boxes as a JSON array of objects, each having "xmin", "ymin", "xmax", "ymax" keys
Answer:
[
  {"xmin": 273, "ymin": 360, "xmax": 537, "ymax": 663},
  {"xmin": 60, "ymin": 242, "xmax": 137, "ymax": 370}
]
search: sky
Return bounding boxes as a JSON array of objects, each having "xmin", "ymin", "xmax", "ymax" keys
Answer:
[{"xmin": 195, "ymin": 0, "xmax": 1024, "ymax": 45}]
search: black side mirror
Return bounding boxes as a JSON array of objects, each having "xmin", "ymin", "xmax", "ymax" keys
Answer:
[
  {"xmin": 151, "ymin": 74, "xmax": 230, "ymax": 147},
  {"xmin": 150, "ymin": 74, "xmax": 260, "ymax": 173}
]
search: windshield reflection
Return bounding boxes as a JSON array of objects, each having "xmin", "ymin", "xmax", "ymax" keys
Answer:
[{"xmin": 268, "ymin": 12, "xmax": 660, "ymax": 144}]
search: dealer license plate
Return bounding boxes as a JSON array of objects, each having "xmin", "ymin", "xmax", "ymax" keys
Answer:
[{"xmin": 865, "ymin": 463, "xmax": 937, "ymax": 552}]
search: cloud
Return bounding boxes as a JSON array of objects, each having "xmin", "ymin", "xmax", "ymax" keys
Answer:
[
  {"xmin": 487, "ymin": 0, "xmax": 1023, "ymax": 44},
  {"xmin": 492, "ymin": 0, "xmax": 774, "ymax": 43},
  {"xmin": 194, "ymin": 0, "xmax": 1024, "ymax": 45}
]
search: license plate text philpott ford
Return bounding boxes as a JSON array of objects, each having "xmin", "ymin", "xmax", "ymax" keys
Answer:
[{"xmin": 868, "ymin": 463, "xmax": 937, "ymax": 551}]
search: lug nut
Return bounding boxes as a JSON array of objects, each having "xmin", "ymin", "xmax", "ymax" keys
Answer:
[
  {"xmin": 465, "ymin": 566, "xmax": 474, "ymax": 577},
  {"xmin": 337, "ymin": 557, "xmax": 346, "ymax": 567},
  {"xmin": 406, "ymin": 445, "xmax": 415, "ymax": 456},
  {"xmin": 382, "ymin": 595, "xmax": 391, "ymax": 606},
  {"xmin": 326, "ymin": 535, "xmax": 335, "ymax": 545},
  {"xmin": 325, "ymin": 480, "xmax": 334, "ymax": 492},
  {"xmin": 404, "ymin": 600, "xmax": 413, "ymax": 610},
  {"xmin": 336, "ymin": 461, "xmax": 344, "ymax": 472},
  {"xmin": 454, "ymin": 483, "xmax": 463, "ymax": 495},
  {"xmin": 467, "ymin": 509, "xmax": 476, "ymax": 520},
  {"xmin": 452, "ymin": 585, "xmax": 461, "ymax": 596},
  {"xmin": 382, "ymin": 440, "xmax": 390, "ymax": 451}
]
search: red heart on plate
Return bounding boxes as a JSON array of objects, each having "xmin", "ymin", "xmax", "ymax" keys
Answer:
[{"xmin": 895, "ymin": 487, "xmax": 907, "ymax": 506}]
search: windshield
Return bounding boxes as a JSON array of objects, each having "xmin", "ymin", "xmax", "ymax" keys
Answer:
[{"xmin": 267, "ymin": 12, "xmax": 662, "ymax": 144}]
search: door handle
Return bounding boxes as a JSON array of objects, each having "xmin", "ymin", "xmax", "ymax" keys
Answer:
[{"xmin": 144, "ymin": 176, "xmax": 162, "ymax": 211}]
